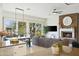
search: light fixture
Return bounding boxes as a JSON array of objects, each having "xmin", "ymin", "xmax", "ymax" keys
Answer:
[
  {"xmin": 15, "ymin": 8, "xmax": 24, "ymax": 20},
  {"xmin": 53, "ymin": 12, "xmax": 57, "ymax": 14}
]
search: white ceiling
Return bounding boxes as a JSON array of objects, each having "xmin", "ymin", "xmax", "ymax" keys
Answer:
[{"xmin": 2, "ymin": 3, "xmax": 79, "ymax": 18}]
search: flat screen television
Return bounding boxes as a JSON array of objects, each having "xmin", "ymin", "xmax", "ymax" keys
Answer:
[{"xmin": 47, "ymin": 26, "xmax": 57, "ymax": 31}]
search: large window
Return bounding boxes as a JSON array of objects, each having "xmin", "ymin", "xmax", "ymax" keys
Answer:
[{"xmin": 4, "ymin": 19, "xmax": 16, "ymax": 35}]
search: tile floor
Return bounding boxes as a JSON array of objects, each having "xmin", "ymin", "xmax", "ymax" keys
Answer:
[{"xmin": 26, "ymin": 45, "xmax": 53, "ymax": 56}]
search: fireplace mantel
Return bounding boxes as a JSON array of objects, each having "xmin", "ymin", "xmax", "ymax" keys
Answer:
[{"xmin": 60, "ymin": 28, "xmax": 75, "ymax": 40}]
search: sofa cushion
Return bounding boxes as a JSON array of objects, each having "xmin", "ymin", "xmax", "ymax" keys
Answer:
[
  {"xmin": 32, "ymin": 36, "xmax": 60, "ymax": 48},
  {"xmin": 38, "ymin": 38, "xmax": 53, "ymax": 48},
  {"xmin": 32, "ymin": 36, "xmax": 39, "ymax": 45}
]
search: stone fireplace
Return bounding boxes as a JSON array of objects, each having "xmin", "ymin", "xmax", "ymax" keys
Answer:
[{"xmin": 60, "ymin": 28, "xmax": 75, "ymax": 39}]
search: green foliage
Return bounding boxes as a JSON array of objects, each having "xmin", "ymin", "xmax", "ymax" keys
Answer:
[{"xmin": 18, "ymin": 22, "xmax": 26, "ymax": 35}]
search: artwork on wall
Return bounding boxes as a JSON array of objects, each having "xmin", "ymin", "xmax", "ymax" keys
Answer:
[
  {"xmin": 35, "ymin": 23, "xmax": 41, "ymax": 36},
  {"xmin": 18, "ymin": 22, "xmax": 26, "ymax": 36},
  {"xmin": 29, "ymin": 23, "xmax": 35, "ymax": 37},
  {"xmin": 4, "ymin": 19, "xmax": 16, "ymax": 35},
  {"xmin": 29, "ymin": 23, "xmax": 41, "ymax": 37}
]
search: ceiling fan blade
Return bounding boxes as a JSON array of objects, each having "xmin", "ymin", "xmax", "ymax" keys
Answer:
[
  {"xmin": 53, "ymin": 9, "xmax": 56, "ymax": 12},
  {"xmin": 65, "ymin": 3, "xmax": 71, "ymax": 5},
  {"xmin": 52, "ymin": 8, "xmax": 63, "ymax": 14},
  {"xmin": 52, "ymin": 11, "xmax": 62, "ymax": 13},
  {"xmin": 58, "ymin": 12, "xmax": 62, "ymax": 14},
  {"xmin": 58, "ymin": 10, "xmax": 63, "ymax": 12}
]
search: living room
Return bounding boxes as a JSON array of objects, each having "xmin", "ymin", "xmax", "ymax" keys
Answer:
[{"xmin": 0, "ymin": 2, "xmax": 79, "ymax": 56}]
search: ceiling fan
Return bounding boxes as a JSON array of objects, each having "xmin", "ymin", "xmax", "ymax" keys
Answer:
[
  {"xmin": 52, "ymin": 9, "xmax": 63, "ymax": 14},
  {"xmin": 65, "ymin": 3, "xmax": 71, "ymax": 5},
  {"xmin": 64, "ymin": 3, "xmax": 76, "ymax": 6}
]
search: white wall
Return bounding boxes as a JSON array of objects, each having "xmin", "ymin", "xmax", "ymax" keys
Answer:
[
  {"xmin": 47, "ymin": 14, "xmax": 59, "ymax": 26},
  {"xmin": 0, "ymin": 4, "xmax": 3, "ymax": 30},
  {"xmin": 46, "ymin": 14, "xmax": 60, "ymax": 39}
]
